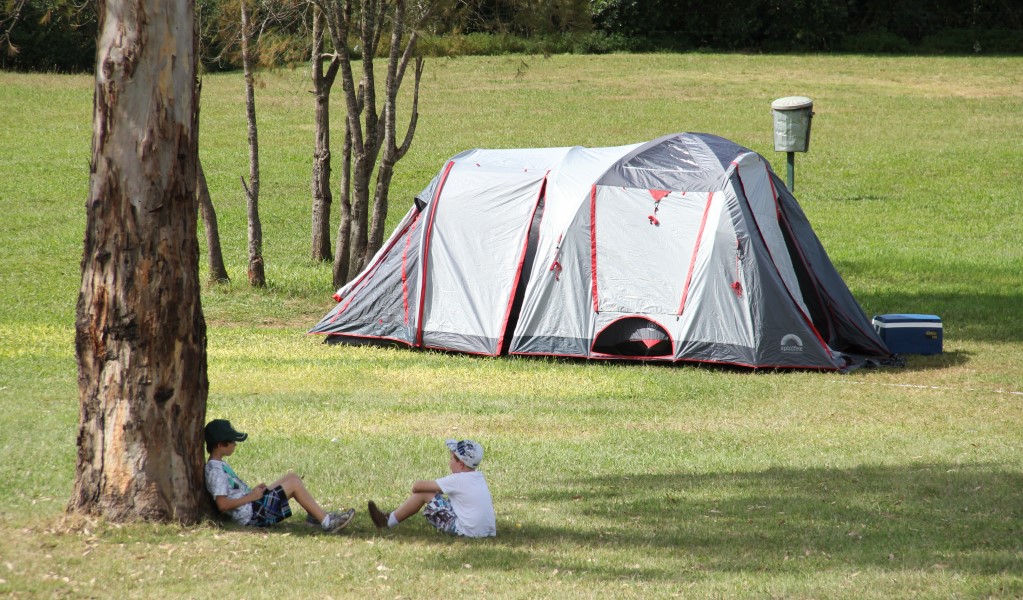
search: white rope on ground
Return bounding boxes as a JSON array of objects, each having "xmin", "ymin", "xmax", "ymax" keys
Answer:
[{"xmin": 830, "ymin": 380, "xmax": 1023, "ymax": 397}]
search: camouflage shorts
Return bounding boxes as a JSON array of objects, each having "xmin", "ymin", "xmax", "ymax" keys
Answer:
[{"xmin": 422, "ymin": 493, "xmax": 458, "ymax": 535}]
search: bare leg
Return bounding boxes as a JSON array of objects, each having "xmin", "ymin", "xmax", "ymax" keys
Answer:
[
  {"xmin": 270, "ymin": 472, "xmax": 327, "ymax": 522},
  {"xmin": 391, "ymin": 491, "xmax": 436, "ymax": 523}
]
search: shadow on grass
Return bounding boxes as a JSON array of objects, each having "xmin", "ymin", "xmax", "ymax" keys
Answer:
[
  {"xmin": 838, "ymin": 275, "xmax": 1023, "ymax": 344},
  {"xmin": 356, "ymin": 462, "xmax": 1023, "ymax": 582},
  {"xmin": 892, "ymin": 349, "xmax": 971, "ymax": 371}
]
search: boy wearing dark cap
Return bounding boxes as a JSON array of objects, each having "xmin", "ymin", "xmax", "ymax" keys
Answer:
[
  {"xmin": 204, "ymin": 419, "xmax": 354, "ymax": 533},
  {"xmin": 367, "ymin": 439, "xmax": 496, "ymax": 538}
]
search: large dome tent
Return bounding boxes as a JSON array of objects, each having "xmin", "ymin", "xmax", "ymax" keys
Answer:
[{"xmin": 310, "ymin": 133, "xmax": 891, "ymax": 370}]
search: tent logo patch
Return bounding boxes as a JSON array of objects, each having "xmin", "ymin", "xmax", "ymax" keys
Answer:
[{"xmin": 780, "ymin": 334, "xmax": 804, "ymax": 353}]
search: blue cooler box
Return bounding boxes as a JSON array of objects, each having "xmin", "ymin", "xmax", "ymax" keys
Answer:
[{"xmin": 872, "ymin": 314, "xmax": 943, "ymax": 355}]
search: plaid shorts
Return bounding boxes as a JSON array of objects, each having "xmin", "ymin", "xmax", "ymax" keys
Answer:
[
  {"xmin": 249, "ymin": 485, "xmax": 293, "ymax": 527},
  {"xmin": 422, "ymin": 493, "xmax": 458, "ymax": 535}
]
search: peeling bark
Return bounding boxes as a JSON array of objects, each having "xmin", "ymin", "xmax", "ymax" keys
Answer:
[{"xmin": 71, "ymin": 0, "xmax": 210, "ymax": 523}]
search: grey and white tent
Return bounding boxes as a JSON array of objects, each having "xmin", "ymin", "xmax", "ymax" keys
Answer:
[{"xmin": 310, "ymin": 133, "xmax": 891, "ymax": 370}]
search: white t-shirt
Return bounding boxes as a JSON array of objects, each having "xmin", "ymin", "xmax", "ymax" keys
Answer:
[{"xmin": 436, "ymin": 470, "xmax": 496, "ymax": 537}]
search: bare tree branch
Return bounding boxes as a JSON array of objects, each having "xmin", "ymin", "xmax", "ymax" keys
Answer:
[{"xmin": 395, "ymin": 56, "xmax": 422, "ymax": 161}]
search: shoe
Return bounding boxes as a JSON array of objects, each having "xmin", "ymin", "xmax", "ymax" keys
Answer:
[
  {"xmin": 309, "ymin": 506, "xmax": 350, "ymax": 526},
  {"xmin": 321, "ymin": 508, "xmax": 355, "ymax": 533},
  {"xmin": 367, "ymin": 500, "xmax": 390, "ymax": 529}
]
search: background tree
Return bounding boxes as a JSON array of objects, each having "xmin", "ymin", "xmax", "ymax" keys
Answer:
[
  {"xmin": 198, "ymin": 158, "xmax": 231, "ymax": 282},
  {"xmin": 240, "ymin": 0, "xmax": 266, "ymax": 287},
  {"xmin": 70, "ymin": 0, "xmax": 209, "ymax": 521},
  {"xmin": 195, "ymin": 79, "xmax": 231, "ymax": 283},
  {"xmin": 310, "ymin": 5, "xmax": 341, "ymax": 262},
  {"xmin": 316, "ymin": 0, "xmax": 435, "ymax": 288}
]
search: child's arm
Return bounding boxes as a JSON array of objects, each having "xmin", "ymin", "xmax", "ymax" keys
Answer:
[
  {"xmin": 214, "ymin": 484, "xmax": 267, "ymax": 512},
  {"xmin": 411, "ymin": 480, "xmax": 441, "ymax": 494}
]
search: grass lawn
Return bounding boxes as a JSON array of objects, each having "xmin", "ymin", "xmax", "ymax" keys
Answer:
[{"xmin": 1, "ymin": 53, "xmax": 1022, "ymax": 598}]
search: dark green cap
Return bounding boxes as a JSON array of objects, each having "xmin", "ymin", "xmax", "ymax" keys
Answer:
[{"xmin": 204, "ymin": 419, "xmax": 248, "ymax": 446}]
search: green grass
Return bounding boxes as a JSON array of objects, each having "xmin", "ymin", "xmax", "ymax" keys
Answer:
[{"xmin": 1, "ymin": 54, "xmax": 1022, "ymax": 598}]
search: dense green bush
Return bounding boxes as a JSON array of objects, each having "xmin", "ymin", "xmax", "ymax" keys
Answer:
[
  {"xmin": 593, "ymin": 0, "xmax": 1023, "ymax": 54},
  {"xmin": 838, "ymin": 29, "xmax": 913, "ymax": 54},
  {"xmin": 416, "ymin": 30, "xmax": 632, "ymax": 57},
  {"xmin": 2, "ymin": 0, "xmax": 1021, "ymax": 73},
  {"xmin": 918, "ymin": 28, "xmax": 1023, "ymax": 55},
  {"xmin": 0, "ymin": 0, "xmax": 95, "ymax": 72}
]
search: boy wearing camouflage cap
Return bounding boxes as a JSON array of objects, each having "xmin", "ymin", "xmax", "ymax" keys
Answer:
[{"xmin": 367, "ymin": 439, "xmax": 496, "ymax": 538}]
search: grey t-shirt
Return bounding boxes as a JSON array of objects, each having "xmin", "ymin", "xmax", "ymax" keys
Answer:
[{"xmin": 205, "ymin": 459, "xmax": 254, "ymax": 525}]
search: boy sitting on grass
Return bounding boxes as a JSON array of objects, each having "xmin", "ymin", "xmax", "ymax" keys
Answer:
[
  {"xmin": 367, "ymin": 439, "xmax": 496, "ymax": 538},
  {"xmin": 204, "ymin": 419, "xmax": 354, "ymax": 533}
]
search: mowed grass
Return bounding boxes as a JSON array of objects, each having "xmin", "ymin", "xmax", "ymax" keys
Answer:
[{"xmin": 1, "ymin": 54, "xmax": 1022, "ymax": 598}]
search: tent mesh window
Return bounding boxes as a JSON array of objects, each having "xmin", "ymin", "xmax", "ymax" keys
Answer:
[{"xmin": 592, "ymin": 317, "xmax": 672, "ymax": 358}]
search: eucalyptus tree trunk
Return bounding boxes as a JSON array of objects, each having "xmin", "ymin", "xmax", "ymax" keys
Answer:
[
  {"xmin": 70, "ymin": 0, "xmax": 210, "ymax": 522},
  {"xmin": 318, "ymin": 0, "xmax": 431, "ymax": 289},
  {"xmin": 240, "ymin": 0, "xmax": 265, "ymax": 287},
  {"xmin": 310, "ymin": 6, "xmax": 340, "ymax": 262},
  {"xmin": 197, "ymin": 158, "xmax": 230, "ymax": 282}
]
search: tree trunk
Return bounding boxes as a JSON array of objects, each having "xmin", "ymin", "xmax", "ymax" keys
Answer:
[
  {"xmin": 241, "ymin": 0, "xmax": 265, "ymax": 287},
  {"xmin": 310, "ymin": 7, "xmax": 339, "ymax": 262},
  {"xmin": 321, "ymin": 0, "xmax": 431, "ymax": 287},
  {"xmin": 346, "ymin": 158, "xmax": 371, "ymax": 278},
  {"xmin": 197, "ymin": 158, "xmax": 230, "ymax": 283},
  {"xmin": 70, "ymin": 0, "xmax": 210, "ymax": 523},
  {"xmin": 332, "ymin": 117, "xmax": 353, "ymax": 289}
]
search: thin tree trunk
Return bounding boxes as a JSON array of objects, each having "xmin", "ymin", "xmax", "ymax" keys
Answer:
[
  {"xmin": 310, "ymin": 7, "xmax": 338, "ymax": 262},
  {"xmin": 71, "ymin": 0, "xmax": 210, "ymax": 522},
  {"xmin": 332, "ymin": 117, "xmax": 353, "ymax": 289},
  {"xmin": 197, "ymin": 159, "xmax": 230, "ymax": 282},
  {"xmin": 241, "ymin": 0, "xmax": 265, "ymax": 287},
  {"xmin": 346, "ymin": 158, "xmax": 371, "ymax": 278},
  {"xmin": 369, "ymin": 49, "xmax": 423, "ymax": 255},
  {"xmin": 321, "ymin": 0, "xmax": 431, "ymax": 287}
]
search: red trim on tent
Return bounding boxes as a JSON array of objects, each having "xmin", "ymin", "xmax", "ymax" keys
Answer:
[
  {"xmin": 326, "ymin": 204, "xmax": 424, "ymax": 324},
  {"xmin": 312, "ymin": 332, "xmax": 414, "ymax": 346},
  {"xmin": 677, "ymin": 192, "xmax": 715, "ymax": 315},
  {"xmin": 771, "ymin": 175, "xmax": 888, "ymax": 357},
  {"xmin": 415, "ymin": 160, "xmax": 456, "ymax": 346},
  {"xmin": 589, "ymin": 185, "xmax": 599, "ymax": 313},
  {"xmin": 328, "ymin": 209, "xmax": 424, "ymax": 325},
  {"xmin": 649, "ymin": 189, "xmax": 670, "ymax": 202},
  {"xmin": 495, "ymin": 172, "xmax": 549, "ymax": 355},
  {"xmin": 421, "ymin": 342, "xmax": 500, "ymax": 357},
  {"xmin": 765, "ymin": 167, "xmax": 831, "ymax": 336},
  {"xmin": 766, "ymin": 166, "xmax": 782, "ymax": 220},
  {"xmin": 732, "ymin": 160, "xmax": 832, "ymax": 359},
  {"xmin": 507, "ymin": 347, "xmax": 838, "ymax": 370},
  {"xmin": 401, "ymin": 213, "xmax": 420, "ymax": 326}
]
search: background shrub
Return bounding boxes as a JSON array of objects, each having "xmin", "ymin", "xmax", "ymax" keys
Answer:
[{"xmin": 1, "ymin": 0, "xmax": 1020, "ymax": 73}]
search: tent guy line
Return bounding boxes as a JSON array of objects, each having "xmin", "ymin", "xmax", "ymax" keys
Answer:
[{"xmin": 830, "ymin": 380, "xmax": 1023, "ymax": 397}]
